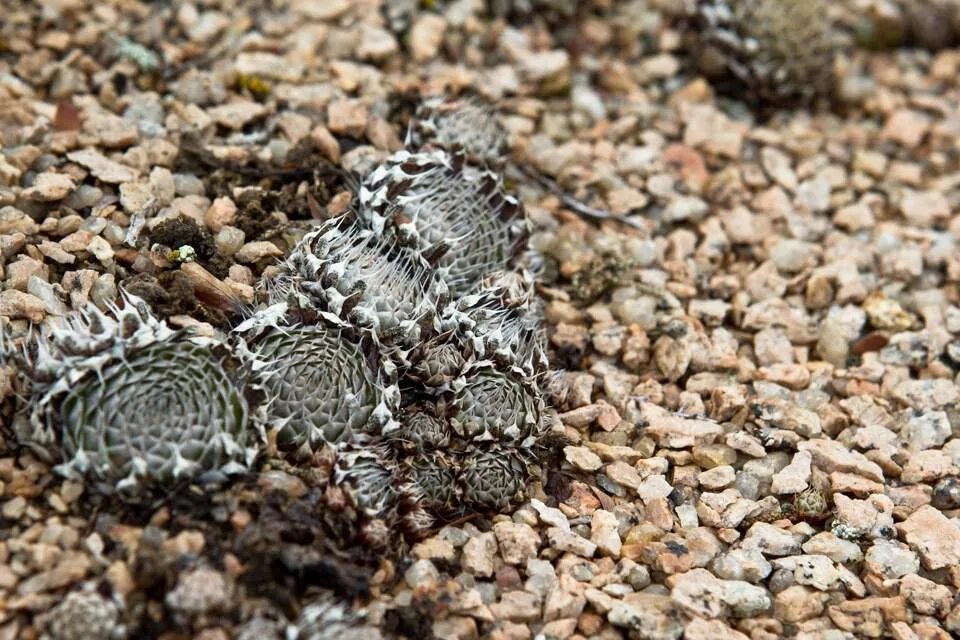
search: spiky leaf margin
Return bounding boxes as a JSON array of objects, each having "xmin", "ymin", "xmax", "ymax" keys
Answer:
[
  {"xmin": 358, "ymin": 149, "xmax": 529, "ymax": 297},
  {"xmin": 273, "ymin": 216, "xmax": 449, "ymax": 360},
  {"xmin": 406, "ymin": 95, "xmax": 509, "ymax": 166}
]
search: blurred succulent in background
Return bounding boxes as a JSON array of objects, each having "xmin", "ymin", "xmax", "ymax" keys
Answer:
[
  {"xmin": 358, "ymin": 149, "xmax": 528, "ymax": 297},
  {"xmin": 236, "ymin": 310, "xmax": 400, "ymax": 452},
  {"xmin": 691, "ymin": 0, "xmax": 838, "ymax": 106},
  {"xmin": 846, "ymin": 0, "xmax": 960, "ymax": 51},
  {"xmin": 484, "ymin": 0, "xmax": 591, "ymax": 37},
  {"xmin": 2, "ymin": 292, "xmax": 260, "ymax": 491},
  {"xmin": 44, "ymin": 583, "xmax": 122, "ymax": 640},
  {"xmin": 295, "ymin": 591, "xmax": 376, "ymax": 640}
]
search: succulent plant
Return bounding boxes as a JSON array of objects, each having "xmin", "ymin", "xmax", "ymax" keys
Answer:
[
  {"xmin": 692, "ymin": 0, "xmax": 838, "ymax": 106},
  {"xmin": 442, "ymin": 272, "xmax": 548, "ymax": 375},
  {"xmin": 407, "ymin": 339, "xmax": 468, "ymax": 387},
  {"xmin": 382, "ymin": 0, "xmax": 421, "ymax": 35},
  {"xmin": 406, "ymin": 96, "xmax": 509, "ymax": 166},
  {"xmin": 449, "ymin": 364, "xmax": 540, "ymax": 443},
  {"xmin": 407, "ymin": 454, "xmax": 461, "ymax": 515},
  {"xmin": 460, "ymin": 449, "xmax": 527, "ymax": 511},
  {"xmin": 277, "ymin": 216, "xmax": 448, "ymax": 354},
  {"xmin": 848, "ymin": 0, "xmax": 960, "ymax": 51},
  {"xmin": 4, "ymin": 292, "xmax": 259, "ymax": 490},
  {"xmin": 333, "ymin": 445, "xmax": 418, "ymax": 520},
  {"xmin": 387, "ymin": 406, "xmax": 451, "ymax": 452},
  {"xmin": 238, "ymin": 315, "xmax": 400, "ymax": 451},
  {"xmin": 330, "ymin": 443, "xmax": 436, "ymax": 540},
  {"xmin": 60, "ymin": 339, "xmax": 253, "ymax": 487},
  {"xmin": 357, "ymin": 149, "xmax": 529, "ymax": 297},
  {"xmin": 485, "ymin": 0, "xmax": 582, "ymax": 22}
]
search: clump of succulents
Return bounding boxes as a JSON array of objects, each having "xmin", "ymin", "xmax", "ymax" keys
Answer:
[
  {"xmin": 461, "ymin": 450, "xmax": 528, "ymax": 511},
  {"xmin": 2, "ymin": 292, "xmax": 261, "ymax": 491},
  {"xmin": 691, "ymin": 0, "xmax": 838, "ymax": 106},
  {"xmin": 3, "ymin": 95, "xmax": 560, "ymax": 544}
]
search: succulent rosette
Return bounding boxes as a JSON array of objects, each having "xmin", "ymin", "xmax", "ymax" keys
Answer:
[
  {"xmin": 276, "ymin": 216, "xmax": 448, "ymax": 358},
  {"xmin": 439, "ymin": 269, "xmax": 548, "ymax": 376},
  {"xmin": 3, "ymin": 292, "xmax": 260, "ymax": 490},
  {"xmin": 386, "ymin": 405, "xmax": 451, "ymax": 453},
  {"xmin": 460, "ymin": 449, "xmax": 528, "ymax": 511},
  {"xmin": 448, "ymin": 363, "xmax": 542, "ymax": 443},
  {"xmin": 235, "ymin": 307, "xmax": 400, "ymax": 452},
  {"xmin": 406, "ymin": 453, "xmax": 461, "ymax": 516},
  {"xmin": 406, "ymin": 96, "xmax": 509, "ymax": 166},
  {"xmin": 357, "ymin": 149, "xmax": 528, "ymax": 296}
]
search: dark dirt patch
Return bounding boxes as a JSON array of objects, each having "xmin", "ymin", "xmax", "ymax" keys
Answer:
[
  {"xmin": 122, "ymin": 270, "xmax": 231, "ymax": 328},
  {"xmin": 385, "ymin": 88, "xmax": 422, "ymax": 134},
  {"xmin": 76, "ymin": 470, "xmax": 381, "ymax": 633},
  {"xmin": 231, "ymin": 187, "xmax": 299, "ymax": 243},
  {"xmin": 149, "ymin": 216, "xmax": 231, "ymax": 279},
  {"xmin": 175, "ymin": 134, "xmax": 349, "ymax": 243}
]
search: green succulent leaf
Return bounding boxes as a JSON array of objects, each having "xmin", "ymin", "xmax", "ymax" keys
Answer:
[
  {"xmin": 251, "ymin": 325, "xmax": 392, "ymax": 449},
  {"xmin": 451, "ymin": 366, "xmax": 539, "ymax": 442},
  {"xmin": 59, "ymin": 340, "xmax": 252, "ymax": 488},
  {"xmin": 461, "ymin": 449, "xmax": 526, "ymax": 511}
]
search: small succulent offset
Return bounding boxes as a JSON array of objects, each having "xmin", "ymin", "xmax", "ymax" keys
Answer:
[
  {"xmin": 2, "ymin": 292, "xmax": 260, "ymax": 491},
  {"xmin": 461, "ymin": 450, "xmax": 527, "ymax": 511},
  {"xmin": 691, "ymin": 0, "xmax": 838, "ymax": 106},
  {"xmin": 449, "ymin": 364, "xmax": 540, "ymax": 443}
]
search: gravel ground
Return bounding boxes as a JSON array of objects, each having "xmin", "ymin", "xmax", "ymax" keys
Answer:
[{"xmin": 2, "ymin": 1, "xmax": 960, "ymax": 639}]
